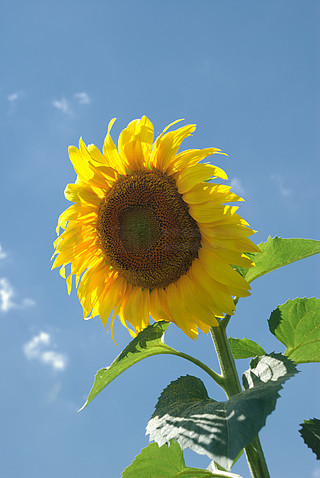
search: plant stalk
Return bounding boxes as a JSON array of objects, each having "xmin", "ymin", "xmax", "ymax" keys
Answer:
[{"xmin": 210, "ymin": 323, "xmax": 270, "ymax": 478}]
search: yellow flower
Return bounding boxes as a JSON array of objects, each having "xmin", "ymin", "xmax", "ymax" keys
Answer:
[{"xmin": 52, "ymin": 116, "xmax": 260, "ymax": 340}]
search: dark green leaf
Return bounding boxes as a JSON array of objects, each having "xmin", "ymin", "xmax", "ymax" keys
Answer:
[
  {"xmin": 299, "ymin": 418, "xmax": 320, "ymax": 460},
  {"xmin": 147, "ymin": 355, "xmax": 297, "ymax": 470},
  {"xmin": 121, "ymin": 441, "xmax": 243, "ymax": 478},
  {"xmin": 80, "ymin": 321, "xmax": 171, "ymax": 410},
  {"xmin": 236, "ymin": 237, "xmax": 320, "ymax": 283},
  {"xmin": 228, "ymin": 337, "xmax": 265, "ymax": 359},
  {"xmin": 268, "ymin": 298, "xmax": 320, "ymax": 363}
]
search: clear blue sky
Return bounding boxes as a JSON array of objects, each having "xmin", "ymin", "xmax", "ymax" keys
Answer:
[{"xmin": 0, "ymin": 1, "xmax": 319, "ymax": 477}]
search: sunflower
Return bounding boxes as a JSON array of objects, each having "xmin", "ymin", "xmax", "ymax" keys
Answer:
[{"xmin": 52, "ymin": 116, "xmax": 260, "ymax": 340}]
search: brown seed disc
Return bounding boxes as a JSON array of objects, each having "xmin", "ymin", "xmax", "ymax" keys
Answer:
[{"xmin": 97, "ymin": 170, "xmax": 201, "ymax": 289}]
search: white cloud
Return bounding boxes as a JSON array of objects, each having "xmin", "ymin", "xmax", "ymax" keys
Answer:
[
  {"xmin": 0, "ymin": 278, "xmax": 14, "ymax": 312},
  {"xmin": 52, "ymin": 97, "xmax": 73, "ymax": 116},
  {"xmin": 270, "ymin": 173, "xmax": 291, "ymax": 198},
  {"xmin": 41, "ymin": 351, "xmax": 66, "ymax": 370},
  {"xmin": 24, "ymin": 331, "xmax": 50, "ymax": 356},
  {"xmin": 74, "ymin": 92, "xmax": 91, "ymax": 104},
  {"xmin": 0, "ymin": 277, "xmax": 35, "ymax": 313},
  {"xmin": 23, "ymin": 331, "xmax": 67, "ymax": 371},
  {"xmin": 230, "ymin": 177, "xmax": 246, "ymax": 196},
  {"xmin": 0, "ymin": 243, "xmax": 7, "ymax": 260}
]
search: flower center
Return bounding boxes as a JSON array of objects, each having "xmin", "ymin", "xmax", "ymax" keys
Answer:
[
  {"xmin": 119, "ymin": 207, "xmax": 160, "ymax": 252},
  {"xmin": 97, "ymin": 170, "xmax": 201, "ymax": 289}
]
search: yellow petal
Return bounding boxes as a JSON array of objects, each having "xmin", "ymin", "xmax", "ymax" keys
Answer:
[
  {"xmin": 64, "ymin": 182, "xmax": 103, "ymax": 205},
  {"xmin": 190, "ymin": 259, "xmax": 236, "ymax": 315},
  {"xmin": 176, "ymin": 164, "xmax": 228, "ymax": 194},
  {"xmin": 189, "ymin": 204, "xmax": 236, "ymax": 224},
  {"xmin": 99, "ymin": 274, "xmax": 125, "ymax": 328},
  {"xmin": 166, "ymin": 283, "xmax": 199, "ymax": 339},
  {"xmin": 183, "ymin": 183, "xmax": 243, "ymax": 205},
  {"xmin": 169, "ymin": 147, "xmax": 224, "ymax": 174},
  {"xmin": 198, "ymin": 247, "xmax": 251, "ymax": 292},
  {"xmin": 68, "ymin": 144, "xmax": 93, "ymax": 182},
  {"xmin": 175, "ymin": 274, "xmax": 218, "ymax": 328},
  {"xmin": 118, "ymin": 116, "xmax": 154, "ymax": 170},
  {"xmin": 102, "ymin": 118, "xmax": 127, "ymax": 175},
  {"xmin": 149, "ymin": 289, "xmax": 171, "ymax": 322},
  {"xmin": 200, "ymin": 223, "xmax": 256, "ymax": 239},
  {"xmin": 151, "ymin": 124, "xmax": 196, "ymax": 172}
]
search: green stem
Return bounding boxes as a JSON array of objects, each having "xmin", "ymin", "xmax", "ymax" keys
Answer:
[
  {"xmin": 162, "ymin": 344, "xmax": 225, "ymax": 388},
  {"xmin": 210, "ymin": 323, "xmax": 270, "ymax": 478}
]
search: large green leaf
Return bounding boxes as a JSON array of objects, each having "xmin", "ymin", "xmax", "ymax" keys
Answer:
[
  {"xmin": 80, "ymin": 321, "xmax": 171, "ymax": 410},
  {"xmin": 122, "ymin": 441, "xmax": 243, "ymax": 478},
  {"xmin": 268, "ymin": 298, "xmax": 320, "ymax": 363},
  {"xmin": 228, "ymin": 337, "xmax": 265, "ymax": 359},
  {"xmin": 299, "ymin": 418, "xmax": 320, "ymax": 460},
  {"xmin": 147, "ymin": 354, "xmax": 297, "ymax": 470},
  {"xmin": 236, "ymin": 237, "xmax": 320, "ymax": 283}
]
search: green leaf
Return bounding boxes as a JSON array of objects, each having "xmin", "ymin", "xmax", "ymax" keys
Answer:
[
  {"xmin": 242, "ymin": 352, "xmax": 298, "ymax": 390},
  {"xmin": 147, "ymin": 355, "xmax": 297, "ymax": 470},
  {"xmin": 299, "ymin": 418, "xmax": 320, "ymax": 460},
  {"xmin": 80, "ymin": 321, "xmax": 171, "ymax": 410},
  {"xmin": 228, "ymin": 337, "xmax": 265, "ymax": 359},
  {"xmin": 236, "ymin": 237, "xmax": 320, "ymax": 283},
  {"xmin": 122, "ymin": 441, "xmax": 243, "ymax": 478},
  {"xmin": 268, "ymin": 298, "xmax": 320, "ymax": 363}
]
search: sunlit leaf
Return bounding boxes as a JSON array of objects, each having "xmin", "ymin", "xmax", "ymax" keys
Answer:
[
  {"xmin": 268, "ymin": 298, "xmax": 320, "ymax": 363},
  {"xmin": 228, "ymin": 337, "xmax": 265, "ymax": 359},
  {"xmin": 122, "ymin": 440, "xmax": 243, "ymax": 478},
  {"xmin": 236, "ymin": 237, "xmax": 320, "ymax": 283},
  {"xmin": 299, "ymin": 418, "xmax": 320, "ymax": 460},
  {"xmin": 242, "ymin": 353, "xmax": 297, "ymax": 390},
  {"xmin": 147, "ymin": 355, "xmax": 297, "ymax": 470},
  {"xmin": 80, "ymin": 321, "xmax": 171, "ymax": 410}
]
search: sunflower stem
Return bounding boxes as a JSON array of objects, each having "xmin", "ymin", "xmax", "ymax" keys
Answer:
[
  {"xmin": 162, "ymin": 345, "xmax": 225, "ymax": 388},
  {"xmin": 210, "ymin": 325, "xmax": 270, "ymax": 478}
]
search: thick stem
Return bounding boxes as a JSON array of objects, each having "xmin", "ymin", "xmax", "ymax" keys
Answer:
[{"xmin": 210, "ymin": 324, "xmax": 270, "ymax": 478}]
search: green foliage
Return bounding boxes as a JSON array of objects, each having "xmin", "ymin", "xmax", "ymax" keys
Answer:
[
  {"xmin": 236, "ymin": 237, "xmax": 320, "ymax": 283},
  {"xmin": 122, "ymin": 441, "xmax": 243, "ymax": 478},
  {"xmin": 299, "ymin": 418, "xmax": 320, "ymax": 460},
  {"xmin": 146, "ymin": 355, "xmax": 297, "ymax": 470},
  {"xmin": 242, "ymin": 353, "xmax": 297, "ymax": 390},
  {"xmin": 80, "ymin": 321, "xmax": 171, "ymax": 410},
  {"xmin": 228, "ymin": 337, "xmax": 265, "ymax": 359},
  {"xmin": 268, "ymin": 298, "xmax": 320, "ymax": 363}
]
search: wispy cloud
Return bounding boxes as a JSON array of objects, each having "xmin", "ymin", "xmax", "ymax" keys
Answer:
[
  {"xmin": 23, "ymin": 331, "xmax": 67, "ymax": 371},
  {"xmin": 7, "ymin": 91, "xmax": 23, "ymax": 114},
  {"xmin": 270, "ymin": 173, "xmax": 291, "ymax": 198},
  {"xmin": 45, "ymin": 382, "xmax": 63, "ymax": 405},
  {"xmin": 52, "ymin": 92, "xmax": 91, "ymax": 116},
  {"xmin": 8, "ymin": 92, "xmax": 20, "ymax": 102},
  {"xmin": 0, "ymin": 277, "xmax": 35, "ymax": 312},
  {"xmin": 52, "ymin": 97, "xmax": 73, "ymax": 116},
  {"xmin": 74, "ymin": 91, "xmax": 91, "ymax": 104},
  {"xmin": 230, "ymin": 177, "xmax": 246, "ymax": 196},
  {"xmin": 0, "ymin": 243, "xmax": 7, "ymax": 260}
]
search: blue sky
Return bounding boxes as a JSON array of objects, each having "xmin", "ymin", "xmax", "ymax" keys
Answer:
[{"xmin": 0, "ymin": 1, "xmax": 319, "ymax": 477}]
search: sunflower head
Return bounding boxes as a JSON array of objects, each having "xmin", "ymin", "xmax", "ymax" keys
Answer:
[{"xmin": 52, "ymin": 116, "xmax": 260, "ymax": 340}]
